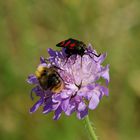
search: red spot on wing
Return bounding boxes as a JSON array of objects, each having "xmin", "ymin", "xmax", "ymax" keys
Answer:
[
  {"xmin": 69, "ymin": 43, "xmax": 76, "ymax": 49},
  {"xmin": 64, "ymin": 40, "xmax": 71, "ymax": 47},
  {"xmin": 56, "ymin": 38, "xmax": 80, "ymax": 48}
]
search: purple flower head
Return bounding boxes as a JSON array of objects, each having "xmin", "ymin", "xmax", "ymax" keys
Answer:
[{"xmin": 27, "ymin": 44, "xmax": 109, "ymax": 120}]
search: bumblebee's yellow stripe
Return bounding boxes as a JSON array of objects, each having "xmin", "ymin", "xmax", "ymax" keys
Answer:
[{"xmin": 35, "ymin": 65, "xmax": 45, "ymax": 78}]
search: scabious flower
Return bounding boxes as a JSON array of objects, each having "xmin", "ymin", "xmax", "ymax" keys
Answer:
[{"xmin": 27, "ymin": 44, "xmax": 109, "ymax": 120}]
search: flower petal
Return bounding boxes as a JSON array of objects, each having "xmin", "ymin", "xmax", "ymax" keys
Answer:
[
  {"xmin": 101, "ymin": 64, "xmax": 110, "ymax": 85},
  {"xmin": 89, "ymin": 94, "xmax": 99, "ymax": 110},
  {"xmin": 40, "ymin": 57, "xmax": 46, "ymax": 63},
  {"xmin": 43, "ymin": 105, "xmax": 52, "ymax": 114},
  {"xmin": 77, "ymin": 102, "xmax": 86, "ymax": 111},
  {"xmin": 100, "ymin": 85, "xmax": 109, "ymax": 97},
  {"xmin": 53, "ymin": 106, "xmax": 62, "ymax": 120},
  {"xmin": 60, "ymin": 90, "xmax": 73, "ymax": 99},
  {"xmin": 48, "ymin": 48, "xmax": 56, "ymax": 57},
  {"xmin": 77, "ymin": 107, "xmax": 88, "ymax": 119},
  {"xmin": 98, "ymin": 53, "xmax": 107, "ymax": 63},
  {"xmin": 30, "ymin": 98, "xmax": 43, "ymax": 113},
  {"xmin": 65, "ymin": 103, "xmax": 75, "ymax": 116},
  {"xmin": 43, "ymin": 98, "xmax": 53, "ymax": 114},
  {"xmin": 61, "ymin": 99, "xmax": 69, "ymax": 111},
  {"xmin": 27, "ymin": 74, "xmax": 38, "ymax": 84}
]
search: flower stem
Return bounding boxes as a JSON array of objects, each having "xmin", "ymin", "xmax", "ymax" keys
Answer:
[{"xmin": 85, "ymin": 115, "xmax": 98, "ymax": 140}]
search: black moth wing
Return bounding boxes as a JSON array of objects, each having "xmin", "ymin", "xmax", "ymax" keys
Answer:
[
  {"xmin": 56, "ymin": 39, "xmax": 68, "ymax": 47},
  {"xmin": 56, "ymin": 38, "xmax": 78, "ymax": 48}
]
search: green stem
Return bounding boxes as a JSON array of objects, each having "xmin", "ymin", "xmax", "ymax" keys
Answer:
[{"xmin": 85, "ymin": 115, "xmax": 98, "ymax": 140}]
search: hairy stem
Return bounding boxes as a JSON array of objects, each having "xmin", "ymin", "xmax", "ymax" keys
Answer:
[{"xmin": 85, "ymin": 115, "xmax": 98, "ymax": 140}]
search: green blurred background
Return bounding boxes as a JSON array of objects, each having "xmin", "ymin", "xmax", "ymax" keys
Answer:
[{"xmin": 0, "ymin": 0, "xmax": 140, "ymax": 140}]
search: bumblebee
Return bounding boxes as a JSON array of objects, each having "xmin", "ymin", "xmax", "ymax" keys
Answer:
[{"xmin": 35, "ymin": 65, "xmax": 64, "ymax": 93}]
